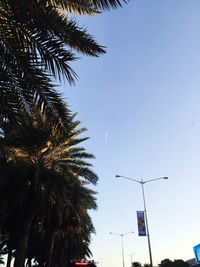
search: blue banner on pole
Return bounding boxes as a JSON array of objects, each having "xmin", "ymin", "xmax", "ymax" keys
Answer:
[{"xmin": 137, "ymin": 211, "xmax": 146, "ymax": 236}]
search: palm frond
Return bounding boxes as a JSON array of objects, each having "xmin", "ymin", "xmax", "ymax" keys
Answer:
[
  {"xmin": 50, "ymin": 0, "xmax": 127, "ymax": 13},
  {"xmin": 37, "ymin": 8, "xmax": 106, "ymax": 56}
]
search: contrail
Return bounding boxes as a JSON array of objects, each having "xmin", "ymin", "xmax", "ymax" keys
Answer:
[{"xmin": 105, "ymin": 131, "xmax": 108, "ymax": 143}]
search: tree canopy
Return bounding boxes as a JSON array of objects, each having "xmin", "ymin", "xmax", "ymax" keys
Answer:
[
  {"xmin": 0, "ymin": 1, "xmax": 128, "ymax": 266},
  {"xmin": 0, "ymin": 110, "xmax": 98, "ymax": 267},
  {"xmin": 159, "ymin": 259, "xmax": 189, "ymax": 267},
  {"xmin": 0, "ymin": 0, "xmax": 127, "ymax": 125}
]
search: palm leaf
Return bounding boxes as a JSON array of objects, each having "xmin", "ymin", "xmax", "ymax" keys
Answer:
[{"xmin": 51, "ymin": 0, "xmax": 127, "ymax": 13}]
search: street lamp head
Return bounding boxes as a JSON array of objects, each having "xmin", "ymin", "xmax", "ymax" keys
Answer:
[
  {"xmin": 116, "ymin": 175, "xmax": 121, "ymax": 178},
  {"xmin": 109, "ymin": 231, "xmax": 134, "ymax": 236},
  {"xmin": 163, "ymin": 177, "xmax": 168, "ymax": 179}
]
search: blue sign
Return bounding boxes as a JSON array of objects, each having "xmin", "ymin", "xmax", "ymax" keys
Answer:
[{"xmin": 193, "ymin": 244, "xmax": 200, "ymax": 262}]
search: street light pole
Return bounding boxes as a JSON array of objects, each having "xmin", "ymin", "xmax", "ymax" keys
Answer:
[
  {"xmin": 115, "ymin": 175, "xmax": 168, "ymax": 267},
  {"xmin": 141, "ymin": 180, "xmax": 152, "ymax": 267},
  {"xmin": 109, "ymin": 231, "xmax": 134, "ymax": 267},
  {"xmin": 121, "ymin": 234, "xmax": 125, "ymax": 267}
]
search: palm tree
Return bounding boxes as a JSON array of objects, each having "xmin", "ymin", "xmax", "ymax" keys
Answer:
[
  {"xmin": 27, "ymin": 178, "xmax": 97, "ymax": 267},
  {"xmin": 0, "ymin": 110, "xmax": 98, "ymax": 267},
  {"xmin": 0, "ymin": 0, "xmax": 127, "ymax": 124}
]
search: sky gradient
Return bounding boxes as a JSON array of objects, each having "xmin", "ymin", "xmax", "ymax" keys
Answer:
[{"xmin": 60, "ymin": 1, "xmax": 200, "ymax": 267}]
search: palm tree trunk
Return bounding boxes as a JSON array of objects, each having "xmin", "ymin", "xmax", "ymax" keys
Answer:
[
  {"xmin": 14, "ymin": 165, "xmax": 41, "ymax": 267},
  {"xmin": 0, "ymin": 191, "xmax": 10, "ymax": 234},
  {"xmin": 46, "ymin": 229, "xmax": 56, "ymax": 267},
  {"xmin": 14, "ymin": 211, "xmax": 35, "ymax": 267}
]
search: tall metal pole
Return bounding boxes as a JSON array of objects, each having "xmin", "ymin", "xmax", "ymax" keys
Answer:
[
  {"xmin": 121, "ymin": 235, "xmax": 125, "ymax": 267},
  {"xmin": 109, "ymin": 231, "xmax": 134, "ymax": 267},
  {"xmin": 141, "ymin": 180, "xmax": 153, "ymax": 267},
  {"xmin": 115, "ymin": 175, "xmax": 168, "ymax": 267}
]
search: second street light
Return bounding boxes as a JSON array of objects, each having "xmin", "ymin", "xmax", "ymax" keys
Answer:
[
  {"xmin": 109, "ymin": 231, "xmax": 134, "ymax": 267},
  {"xmin": 115, "ymin": 175, "xmax": 168, "ymax": 267}
]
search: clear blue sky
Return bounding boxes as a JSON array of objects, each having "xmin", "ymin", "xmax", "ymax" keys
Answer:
[{"xmin": 61, "ymin": 1, "xmax": 200, "ymax": 267}]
